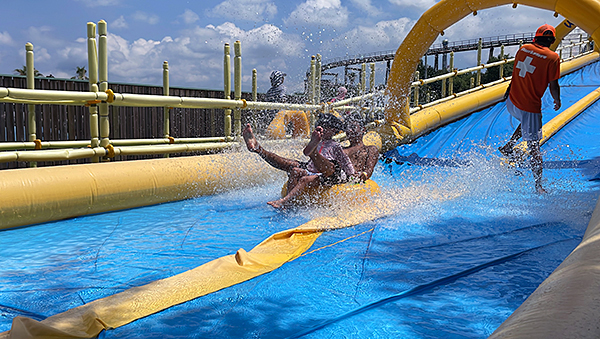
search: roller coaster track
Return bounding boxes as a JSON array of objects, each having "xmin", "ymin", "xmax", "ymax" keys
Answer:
[{"xmin": 321, "ymin": 32, "xmax": 536, "ymax": 71}]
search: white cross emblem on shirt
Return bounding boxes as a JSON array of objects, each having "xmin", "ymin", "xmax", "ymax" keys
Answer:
[{"xmin": 516, "ymin": 56, "xmax": 536, "ymax": 78}]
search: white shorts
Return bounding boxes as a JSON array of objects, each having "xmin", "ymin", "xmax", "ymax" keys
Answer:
[{"xmin": 507, "ymin": 98, "xmax": 542, "ymax": 141}]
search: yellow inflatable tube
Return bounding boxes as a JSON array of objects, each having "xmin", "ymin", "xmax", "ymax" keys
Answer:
[
  {"xmin": 282, "ymin": 179, "xmax": 380, "ymax": 206},
  {"xmin": 0, "ymin": 152, "xmax": 286, "ymax": 230},
  {"xmin": 266, "ymin": 110, "xmax": 310, "ymax": 139}
]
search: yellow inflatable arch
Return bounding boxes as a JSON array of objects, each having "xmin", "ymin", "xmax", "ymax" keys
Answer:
[{"xmin": 383, "ymin": 0, "xmax": 600, "ymax": 144}]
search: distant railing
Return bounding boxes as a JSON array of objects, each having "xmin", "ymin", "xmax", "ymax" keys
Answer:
[
  {"xmin": 0, "ymin": 22, "xmax": 325, "ymax": 170},
  {"xmin": 326, "ymin": 34, "xmax": 595, "ymax": 120},
  {"xmin": 320, "ymin": 32, "xmax": 537, "ymax": 71},
  {"xmin": 409, "ymin": 38, "xmax": 595, "ymax": 109},
  {"xmin": 0, "ymin": 21, "xmax": 595, "ymax": 171}
]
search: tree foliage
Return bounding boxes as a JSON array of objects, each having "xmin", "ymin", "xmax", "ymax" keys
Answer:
[
  {"xmin": 13, "ymin": 66, "xmax": 44, "ymax": 77},
  {"xmin": 71, "ymin": 66, "xmax": 89, "ymax": 80}
]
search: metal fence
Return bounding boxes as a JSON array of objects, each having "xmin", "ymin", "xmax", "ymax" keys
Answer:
[{"xmin": 0, "ymin": 75, "xmax": 255, "ymax": 169}]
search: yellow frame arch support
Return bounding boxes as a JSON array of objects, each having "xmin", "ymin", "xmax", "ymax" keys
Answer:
[{"xmin": 381, "ymin": 0, "xmax": 600, "ymax": 149}]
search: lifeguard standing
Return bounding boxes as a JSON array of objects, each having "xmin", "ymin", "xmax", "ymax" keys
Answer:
[{"xmin": 499, "ymin": 24, "xmax": 561, "ymax": 193}]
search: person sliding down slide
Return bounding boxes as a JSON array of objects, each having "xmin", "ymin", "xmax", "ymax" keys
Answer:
[
  {"xmin": 343, "ymin": 112, "xmax": 379, "ymax": 182},
  {"xmin": 243, "ymin": 113, "xmax": 355, "ymax": 208}
]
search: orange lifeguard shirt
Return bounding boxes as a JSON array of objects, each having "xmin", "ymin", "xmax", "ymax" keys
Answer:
[{"xmin": 509, "ymin": 43, "xmax": 560, "ymax": 113}]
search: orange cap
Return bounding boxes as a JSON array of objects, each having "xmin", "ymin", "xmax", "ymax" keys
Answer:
[{"xmin": 535, "ymin": 24, "xmax": 556, "ymax": 37}]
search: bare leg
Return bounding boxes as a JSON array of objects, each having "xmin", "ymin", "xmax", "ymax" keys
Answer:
[
  {"xmin": 499, "ymin": 124, "xmax": 522, "ymax": 157},
  {"xmin": 528, "ymin": 140, "xmax": 547, "ymax": 193},
  {"xmin": 243, "ymin": 123, "xmax": 261, "ymax": 152},
  {"xmin": 267, "ymin": 175, "xmax": 320, "ymax": 208},
  {"xmin": 244, "ymin": 123, "xmax": 300, "ymax": 172},
  {"xmin": 285, "ymin": 167, "xmax": 307, "ymax": 195}
]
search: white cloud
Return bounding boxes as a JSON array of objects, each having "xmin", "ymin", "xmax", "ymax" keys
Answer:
[
  {"xmin": 111, "ymin": 16, "xmax": 128, "ymax": 29},
  {"xmin": 132, "ymin": 11, "xmax": 160, "ymax": 25},
  {"xmin": 34, "ymin": 47, "xmax": 52, "ymax": 63},
  {"xmin": 325, "ymin": 18, "xmax": 414, "ymax": 55},
  {"xmin": 56, "ymin": 39, "xmax": 87, "ymax": 65},
  {"xmin": 23, "ymin": 26, "xmax": 69, "ymax": 50},
  {"xmin": 285, "ymin": 0, "xmax": 349, "ymax": 28},
  {"xmin": 350, "ymin": 0, "xmax": 381, "ymax": 16},
  {"xmin": 0, "ymin": 31, "xmax": 13, "ymax": 45},
  {"xmin": 48, "ymin": 22, "xmax": 305, "ymax": 90},
  {"xmin": 442, "ymin": 5, "xmax": 563, "ymax": 42},
  {"xmin": 180, "ymin": 9, "xmax": 200, "ymax": 24},
  {"xmin": 209, "ymin": 0, "xmax": 277, "ymax": 20},
  {"xmin": 388, "ymin": 0, "xmax": 437, "ymax": 10}
]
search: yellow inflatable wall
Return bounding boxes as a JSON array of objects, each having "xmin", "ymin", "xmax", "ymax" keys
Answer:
[
  {"xmin": 0, "ymin": 151, "xmax": 288, "ymax": 230},
  {"xmin": 490, "ymin": 196, "xmax": 600, "ymax": 338}
]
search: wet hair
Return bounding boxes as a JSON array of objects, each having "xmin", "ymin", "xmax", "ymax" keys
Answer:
[
  {"xmin": 316, "ymin": 113, "xmax": 345, "ymax": 131},
  {"xmin": 344, "ymin": 111, "xmax": 366, "ymax": 127}
]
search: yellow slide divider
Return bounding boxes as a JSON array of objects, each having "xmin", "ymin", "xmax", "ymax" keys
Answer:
[
  {"xmin": 1, "ymin": 182, "xmax": 390, "ymax": 339},
  {"xmin": 540, "ymin": 86, "xmax": 600, "ymax": 146},
  {"xmin": 0, "ymin": 150, "xmax": 295, "ymax": 230}
]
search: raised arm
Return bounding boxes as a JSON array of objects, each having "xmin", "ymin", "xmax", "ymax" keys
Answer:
[{"xmin": 361, "ymin": 146, "xmax": 379, "ymax": 180}]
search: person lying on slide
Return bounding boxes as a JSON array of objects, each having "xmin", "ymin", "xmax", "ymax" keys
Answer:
[{"xmin": 243, "ymin": 113, "xmax": 355, "ymax": 208}]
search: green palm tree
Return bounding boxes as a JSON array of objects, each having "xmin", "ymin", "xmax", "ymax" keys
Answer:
[
  {"xmin": 71, "ymin": 66, "xmax": 88, "ymax": 80},
  {"xmin": 14, "ymin": 65, "xmax": 43, "ymax": 77}
]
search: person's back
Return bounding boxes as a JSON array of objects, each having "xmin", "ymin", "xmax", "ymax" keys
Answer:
[
  {"xmin": 343, "ymin": 113, "xmax": 378, "ymax": 181},
  {"xmin": 265, "ymin": 70, "xmax": 287, "ymax": 103},
  {"xmin": 509, "ymin": 36, "xmax": 560, "ymax": 113},
  {"xmin": 345, "ymin": 142, "xmax": 378, "ymax": 180}
]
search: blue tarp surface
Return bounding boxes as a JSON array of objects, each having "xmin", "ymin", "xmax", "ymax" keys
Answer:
[{"xmin": 1, "ymin": 61, "xmax": 600, "ymax": 338}]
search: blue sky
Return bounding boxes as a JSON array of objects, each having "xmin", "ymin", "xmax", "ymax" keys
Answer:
[{"xmin": 0, "ymin": 0, "xmax": 565, "ymax": 94}]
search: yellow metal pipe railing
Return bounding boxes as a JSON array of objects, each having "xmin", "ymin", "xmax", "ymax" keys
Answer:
[
  {"xmin": 0, "ymin": 137, "xmax": 231, "ymax": 151},
  {"xmin": 234, "ymin": 40, "xmax": 242, "ymax": 136},
  {"xmin": 25, "ymin": 42, "xmax": 37, "ymax": 168},
  {"xmin": 223, "ymin": 43, "xmax": 232, "ymax": 138}
]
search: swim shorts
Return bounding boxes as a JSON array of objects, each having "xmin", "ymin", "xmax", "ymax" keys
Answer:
[
  {"xmin": 298, "ymin": 161, "xmax": 347, "ymax": 186},
  {"xmin": 507, "ymin": 98, "xmax": 542, "ymax": 141},
  {"xmin": 318, "ymin": 160, "xmax": 347, "ymax": 186}
]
